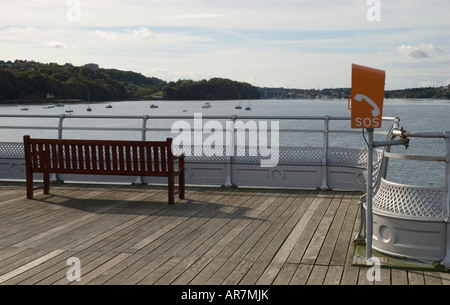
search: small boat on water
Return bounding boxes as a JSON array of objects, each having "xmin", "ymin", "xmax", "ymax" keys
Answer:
[{"xmin": 235, "ymin": 93, "xmax": 243, "ymax": 109}]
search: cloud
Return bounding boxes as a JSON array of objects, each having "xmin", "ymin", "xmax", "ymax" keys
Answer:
[
  {"xmin": 421, "ymin": 43, "xmax": 445, "ymax": 53},
  {"xmin": 170, "ymin": 13, "xmax": 228, "ymax": 20},
  {"xmin": 47, "ymin": 41, "xmax": 67, "ymax": 49},
  {"xmin": 397, "ymin": 44, "xmax": 445, "ymax": 59},
  {"xmin": 96, "ymin": 30, "xmax": 119, "ymax": 41},
  {"xmin": 128, "ymin": 27, "xmax": 156, "ymax": 40}
]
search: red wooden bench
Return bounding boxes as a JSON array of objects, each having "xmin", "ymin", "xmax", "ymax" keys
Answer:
[{"xmin": 23, "ymin": 135, "xmax": 185, "ymax": 205}]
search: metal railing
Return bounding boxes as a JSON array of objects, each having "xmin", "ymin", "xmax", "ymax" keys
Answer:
[{"xmin": 0, "ymin": 113, "xmax": 398, "ymax": 189}]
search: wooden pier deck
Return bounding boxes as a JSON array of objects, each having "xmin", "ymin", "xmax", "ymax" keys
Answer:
[{"xmin": 0, "ymin": 181, "xmax": 448, "ymax": 286}]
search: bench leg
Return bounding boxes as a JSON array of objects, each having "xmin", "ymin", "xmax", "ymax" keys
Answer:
[
  {"xmin": 26, "ymin": 175, "xmax": 33, "ymax": 199},
  {"xmin": 43, "ymin": 172, "xmax": 50, "ymax": 195},
  {"xmin": 168, "ymin": 175, "xmax": 175, "ymax": 205},
  {"xmin": 179, "ymin": 169, "xmax": 185, "ymax": 200}
]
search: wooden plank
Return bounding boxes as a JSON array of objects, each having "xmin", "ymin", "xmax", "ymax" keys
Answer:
[
  {"xmin": 216, "ymin": 192, "xmax": 308, "ymax": 284},
  {"xmin": 4, "ymin": 250, "xmax": 78, "ymax": 285},
  {"xmin": 51, "ymin": 251, "xmax": 119, "ymax": 285},
  {"xmin": 0, "ymin": 187, "xmax": 116, "ymax": 244},
  {"xmin": 330, "ymin": 192, "xmax": 361, "ymax": 266},
  {"xmin": 176, "ymin": 190, "xmax": 287, "ymax": 285},
  {"xmin": 102, "ymin": 189, "xmax": 229, "ymax": 284},
  {"xmin": 407, "ymin": 270, "xmax": 425, "ymax": 285},
  {"xmin": 357, "ymin": 267, "xmax": 374, "ymax": 285},
  {"xmin": 36, "ymin": 190, "xmax": 164, "ymax": 252},
  {"xmin": 138, "ymin": 189, "xmax": 241, "ymax": 256},
  {"xmin": 301, "ymin": 192, "xmax": 341, "ymax": 265},
  {"xmin": 85, "ymin": 253, "xmax": 145, "ymax": 285},
  {"xmin": 424, "ymin": 271, "xmax": 443, "ymax": 285},
  {"xmin": 340, "ymin": 266, "xmax": 360, "ymax": 285},
  {"xmin": 323, "ymin": 265, "xmax": 344, "ymax": 285},
  {"xmin": 289, "ymin": 264, "xmax": 313, "ymax": 285},
  {"xmin": 11, "ymin": 189, "xmax": 138, "ymax": 249},
  {"xmin": 306, "ymin": 265, "xmax": 328, "ymax": 285},
  {"xmin": 149, "ymin": 192, "xmax": 252, "ymax": 257},
  {"xmin": 1, "ymin": 186, "xmax": 119, "ymax": 241},
  {"xmin": 255, "ymin": 192, "xmax": 321, "ymax": 284},
  {"xmin": 95, "ymin": 188, "xmax": 215, "ymax": 254},
  {"xmin": 391, "ymin": 268, "xmax": 408, "ymax": 285},
  {"xmin": 286, "ymin": 193, "xmax": 333, "ymax": 264},
  {"xmin": 375, "ymin": 266, "xmax": 392, "ymax": 285},
  {"xmin": 187, "ymin": 190, "xmax": 291, "ymax": 285},
  {"xmin": 272, "ymin": 263, "xmax": 298, "ymax": 285},
  {"xmin": 0, "ymin": 250, "xmax": 65, "ymax": 284},
  {"xmin": 119, "ymin": 254, "xmax": 173, "ymax": 285},
  {"xmin": 152, "ymin": 256, "xmax": 200, "ymax": 285},
  {"xmin": 316, "ymin": 193, "xmax": 350, "ymax": 265},
  {"xmin": 440, "ymin": 271, "xmax": 450, "ymax": 285},
  {"xmin": 72, "ymin": 253, "xmax": 132, "ymax": 285}
]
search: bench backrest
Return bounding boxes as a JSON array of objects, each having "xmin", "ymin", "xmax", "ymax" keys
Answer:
[{"xmin": 23, "ymin": 135, "xmax": 176, "ymax": 176}]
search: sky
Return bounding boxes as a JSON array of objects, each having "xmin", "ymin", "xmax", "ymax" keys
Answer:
[{"xmin": 1, "ymin": 0, "xmax": 449, "ymax": 90}]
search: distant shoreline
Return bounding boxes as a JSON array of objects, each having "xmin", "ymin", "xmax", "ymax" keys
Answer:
[
  {"xmin": 0, "ymin": 99, "xmax": 139, "ymax": 106},
  {"xmin": 1, "ymin": 97, "xmax": 449, "ymax": 107}
]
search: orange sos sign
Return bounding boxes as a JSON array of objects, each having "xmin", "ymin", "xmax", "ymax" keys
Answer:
[{"xmin": 349, "ymin": 64, "xmax": 386, "ymax": 129}]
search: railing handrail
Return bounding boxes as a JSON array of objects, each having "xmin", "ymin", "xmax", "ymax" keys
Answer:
[{"xmin": 0, "ymin": 113, "xmax": 397, "ymax": 136}]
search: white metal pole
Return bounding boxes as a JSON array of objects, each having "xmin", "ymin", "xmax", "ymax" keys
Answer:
[{"xmin": 366, "ymin": 128, "xmax": 374, "ymax": 261}]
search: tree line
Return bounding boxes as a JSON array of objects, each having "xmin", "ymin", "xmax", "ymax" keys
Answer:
[
  {"xmin": 0, "ymin": 60, "xmax": 259, "ymax": 102},
  {"xmin": 259, "ymin": 86, "xmax": 450, "ymax": 100},
  {"xmin": 162, "ymin": 78, "xmax": 260, "ymax": 100},
  {"xmin": 0, "ymin": 60, "xmax": 165, "ymax": 102}
]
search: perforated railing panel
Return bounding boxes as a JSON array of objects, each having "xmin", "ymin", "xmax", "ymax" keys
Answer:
[
  {"xmin": 373, "ymin": 178, "xmax": 446, "ymax": 219},
  {"xmin": 1, "ymin": 143, "xmax": 383, "ymax": 166},
  {"xmin": 0, "ymin": 142, "xmax": 24, "ymax": 158}
]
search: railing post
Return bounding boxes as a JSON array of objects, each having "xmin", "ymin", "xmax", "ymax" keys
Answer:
[
  {"xmin": 366, "ymin": 128, "xmax": 375, "ymax": 260},
  {"xmin": 57, "ymin": 114, "xmax": 65, "ymax": 139},
  {"xmin": 320, "ymin": 116, "xmax": 330, "ymax": 190},
  {"xmin": 442, "ymin": 131, "xmax": 450, "ymax": 269},
  {"xmin": 52, "ymin": 114, "xmax": 66, "ymax": 182},
  {"xmin": 141, "ymin": 115, "xmax": 149, "ymax": 141},
  {"xmin": 445, "ymin": 132, "xmax": 450, "ymax": 219},
  {"xmin": 135, "ymin": 115, "xmax": 149, "ymax": 185},
  {"xmin": 224, "ymin": 115, "xmax": 237, "ymax": 187}
]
